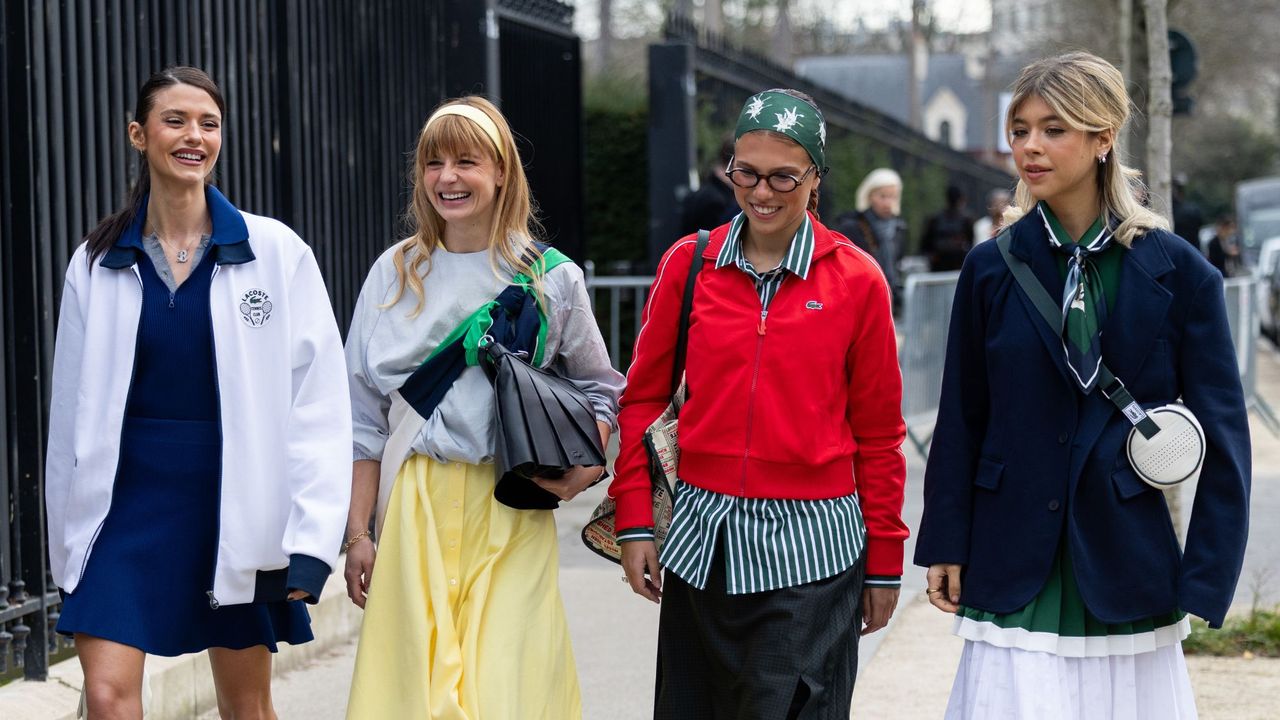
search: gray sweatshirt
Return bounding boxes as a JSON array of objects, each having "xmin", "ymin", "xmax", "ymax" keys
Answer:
[{"xmin": 346, "ymin": 239, "xmax": 625, "ymax": 466}]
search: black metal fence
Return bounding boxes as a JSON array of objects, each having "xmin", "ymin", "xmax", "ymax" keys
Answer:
[{"xmin": 0, "ymin": 0, "xmax": 579, "ymax": 682}]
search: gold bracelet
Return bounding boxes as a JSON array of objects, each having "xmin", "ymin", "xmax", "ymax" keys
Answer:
[{"xmin": 343, "ymin": 530, "xmax": 371, "ymax": 552}]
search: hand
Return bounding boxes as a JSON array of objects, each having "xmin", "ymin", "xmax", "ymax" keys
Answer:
[
  {"xmin": 621, "ymin": 540, "xmax": 663, "ymax": 604},
  {"xmin": 926, "ymin": 564, "xmax": 963, "ymax": 613},
  {"xmin": 860, "ymin": 586, "xmax": 900, "ymax": 635},
  {"xmin": 286, "ymin": 589, "xmax": 311, "ymax": 602},
  {"xmin": 344, "ymin": 536, "xmax": 377, "ymax": 609},
  {"xmin": 532, "ymin": 465, "xmax": 605, "ymax": 503}
]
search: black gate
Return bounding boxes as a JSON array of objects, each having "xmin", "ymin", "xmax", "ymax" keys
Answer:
[{"xmin": 0, "ymin": 0, "xmax": 580, "ymax": 682}]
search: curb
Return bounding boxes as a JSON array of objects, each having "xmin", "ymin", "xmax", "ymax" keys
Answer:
[{"xmin": 0, "ymin": 572, "xmax": 360, "ymax": 720}]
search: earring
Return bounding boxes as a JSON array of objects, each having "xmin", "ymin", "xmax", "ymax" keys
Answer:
[{"xmin": 1098, "ymin": 153, "xmax": 1108, "ymax": 164}]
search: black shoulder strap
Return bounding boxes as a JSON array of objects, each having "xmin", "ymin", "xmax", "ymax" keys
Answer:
[
  {"xmin": 671, "ymin": 230, "xmax": 710, "ymax": 394},
  {"xmin": 995, "ymin": 229, "xmax": 1159, "ymax": 439}
]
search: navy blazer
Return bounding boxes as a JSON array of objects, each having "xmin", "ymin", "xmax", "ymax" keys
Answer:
[{"xmin": 914, "ymin": 210, "xmax": 1251, "ymax": 628}]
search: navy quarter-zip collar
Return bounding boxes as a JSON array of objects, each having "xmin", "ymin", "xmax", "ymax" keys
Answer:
[{"xmin": 99, "ymin": 185, "xmax": 256, "ymax": 269}]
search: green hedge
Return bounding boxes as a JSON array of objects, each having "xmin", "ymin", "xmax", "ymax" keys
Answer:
[{"xmin": 584, "ymin": 101, "xmax": 649, "ymax": 270}]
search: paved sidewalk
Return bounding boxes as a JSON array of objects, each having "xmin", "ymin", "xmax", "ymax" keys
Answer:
[{"xmin": 19, "ymin": 346, "xmax": 1277, "ymax": 720}]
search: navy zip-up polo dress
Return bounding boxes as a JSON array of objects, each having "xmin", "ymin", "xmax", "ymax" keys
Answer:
[{"xmin": 56, "ymin": 246, "xmax": 311, "ymax": 655}]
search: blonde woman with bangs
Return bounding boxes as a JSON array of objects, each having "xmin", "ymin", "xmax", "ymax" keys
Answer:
[
  {"xmin": 916, "ymin": 53, "xmax": 1249, "ymax": 718},
  {"xmin": 341, "ymin": 96, "xmax": 623, "ymax": 719}
]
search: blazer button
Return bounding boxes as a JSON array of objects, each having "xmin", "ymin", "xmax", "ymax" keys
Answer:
[
  {"xmin": 1057, "ymin": 432, "xmax": 1069, "ymax": 444},
  {"xmin": 1048, "ymin": 499, "xmax": 1061, "ymax": 511}
]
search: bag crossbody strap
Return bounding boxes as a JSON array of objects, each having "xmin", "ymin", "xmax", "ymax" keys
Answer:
[
  {"xmin": 670, "ymin": 229, "xmax": 711, "ymax": 395},
  {"xmin": 995, "ymin": 229, "xmax": 1160, "ymax": 440}
]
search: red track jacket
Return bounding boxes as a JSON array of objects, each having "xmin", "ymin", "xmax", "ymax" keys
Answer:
[{"xmin": 611, "ymin": 215, "xmax": 910, "ymax": 577}]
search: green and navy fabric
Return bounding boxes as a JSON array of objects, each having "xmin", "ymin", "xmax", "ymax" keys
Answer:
[
  {"xmin": 641, "ymin": 211, "xmax": 895, "ymax": 594},
  {"xmin": 1038, "ymin": 202, "xmax": 1115, "ymax": 393},
  {"xmin": 735, "ymin": 90, "xmax": 827, "ymax": 171},
  {"xmin": 955, "ymin": 540, "xmax": 1189, "ymax": 657},
  {"xmin": 398, "ymin": 246, "xmax": 572, "ymax": 422}
]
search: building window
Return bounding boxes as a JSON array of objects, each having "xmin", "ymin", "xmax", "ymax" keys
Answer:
[{"xmin": 939, "ymin": 120, "xmax": 953, "ymax": 148}]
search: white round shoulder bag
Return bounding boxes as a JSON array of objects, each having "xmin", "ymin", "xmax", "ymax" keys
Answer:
[{"xmin": 1125, "ymin": 403, "xmax": 1206, "ymax": 489}]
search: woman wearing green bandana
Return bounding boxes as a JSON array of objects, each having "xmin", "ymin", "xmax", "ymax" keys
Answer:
[
  {"xmin": 614, "ymin": 88, "xmax": 908, "ymax": 718},
  {"xmin": 341, "ymin": 97, "xmax": 623, "ymax": 719},
  {"xmin": 916, "ymin": 53, "xmax": 1250, "ymax": 719}
]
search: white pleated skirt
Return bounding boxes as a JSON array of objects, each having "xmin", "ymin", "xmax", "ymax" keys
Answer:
[{"xmin": 943, "ymin": 640, "xmax": 1198, "ymax": 720}]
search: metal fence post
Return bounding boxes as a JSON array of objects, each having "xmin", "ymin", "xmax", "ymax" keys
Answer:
[{"xmin": 647, "ymin": 41, "xmax": 697, "ymax": 273}]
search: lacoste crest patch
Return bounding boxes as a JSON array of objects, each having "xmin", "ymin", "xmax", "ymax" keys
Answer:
[
  {"xmin": 240, "ymin": 289, "xmax": 273, "ymax": 327},
  {"xmin": 805, "ymin": 300, "xmax": 824, "ymax": 310}
]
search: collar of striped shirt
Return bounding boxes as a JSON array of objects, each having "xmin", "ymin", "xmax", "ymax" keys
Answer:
[{"xmin": 714, "ymin": 211, "xmax": 816, "ymax": 280}]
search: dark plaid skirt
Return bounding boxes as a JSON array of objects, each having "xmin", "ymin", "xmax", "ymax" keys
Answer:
[{"xmin": 655, "ymin": 548, "xmax": 866, "ymax": 720}]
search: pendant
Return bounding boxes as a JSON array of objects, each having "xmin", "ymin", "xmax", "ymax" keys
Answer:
[{"xmin": 176, "ymin": 249, "xmax": 189, "ymax": 263}]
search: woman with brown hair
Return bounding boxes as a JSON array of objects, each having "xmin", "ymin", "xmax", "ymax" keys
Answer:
[
  {"xmin": 614, "ymin": 88, "xmax": 908, "ymax": 719},
  {"xmin": 46, "ymin": 66, "xmax": 351, "ymax": 719}
]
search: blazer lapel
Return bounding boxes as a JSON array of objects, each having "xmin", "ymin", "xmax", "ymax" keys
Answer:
[
  {"xmin": 1007, "ymin": 217, "xmax": 1075, "ymax": 389},
  {"xmin": 1070, "ymin": 232, "xmax": 1175, "ymax": 473}
]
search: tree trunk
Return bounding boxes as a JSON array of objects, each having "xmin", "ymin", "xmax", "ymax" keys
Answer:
[
  {"xmin": 596, "ymin": 0, "xmax": 613, "ymax": 72},
  {"xmin": 704, "ymin": 0, "xmax": 724, "ymax": 36},
  {"xmin": 773, "ymin": 0, "xmax": 794, "ymax": 68},
  {"xmin": 908, "ymin": 0, "xmax": 926, "ymax": 131},
  {"xmin": 1118, "ymin": 0, "xmax": 1132, "ymax": 77},
  {"xmin": 1144, "ymin": 0, "xmax": 1173, "ymax": 220}
]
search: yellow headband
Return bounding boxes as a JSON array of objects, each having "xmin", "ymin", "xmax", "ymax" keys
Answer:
[{"xmin": 425, "ymin": 104, "xmax": 505, "ymax": 159}]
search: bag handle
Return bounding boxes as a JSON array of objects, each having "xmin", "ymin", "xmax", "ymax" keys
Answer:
[
  {"xmin": 994, "ymin": 229, "xmax": 1160, "ymax": 440},
  {"xmin": 670, "ymin": 230, "xmax": 711, "ymax": 395}
]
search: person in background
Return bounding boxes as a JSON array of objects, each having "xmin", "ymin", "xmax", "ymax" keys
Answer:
[
  {"xmin": 835, "ymin": 168, "xmax": 908, "ymax": 309},
  {"xmin": 1207, "ymin": 215, "xmax": 1243, "ymax": 278},
  {"xmin": 972, "ymin": 188, "xmax": 1012, "ymax": 244},
  {"xmin": 920, "ymin": 185, "xmax": 975, "ymax": 271},
  {"xmin": 1172, "ymin": 175, "xmax": 1205, "ymax": 250},
  {"xmin": 680, "ymin": 138, "xmax": 739, "ymax": 237}
]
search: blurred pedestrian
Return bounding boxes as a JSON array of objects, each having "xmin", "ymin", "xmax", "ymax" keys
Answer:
[
  {"xmin": 836, "ymin": 168, "xmax": 908, "ymax": 308},
  {"xmin": 1207, "ymin": 215, "xmax": 1243, "ymax": 277},
  {"xmin": 1172, "ymin": 175, "xmax": 1205, "ymax": 249},
  {"xmin": 46, "ymin": 66, "xmax": 351, "ymax": 719},
  {"xmin": 972, "ymin": 187, "xmax": 1012, "ymax": 244},
  {"xmin": 680, "ymin": 138, "xmax": 739, "ymax": 237},
  {"xmin": 341, "ymin": 96, "xmax": 622, "ymax": 720},
  {"xmin": 916, "ymin": 51, "xmax": 1249, "ymax": 720},
  {"xmin": 615, "ymin": 88, "xmax": 907, "ymax": 719},
  {"xmin": 920, "ymin": 185, "xmax": 975, "ymax": 271}
]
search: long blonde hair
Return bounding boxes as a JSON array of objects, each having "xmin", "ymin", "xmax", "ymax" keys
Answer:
[
  {"xmin": 1001, "ymin": 52, "xmax": 1168, "ymax": 246},
  {"xmin": 387, "ymin": 96, "xmax": 544, "ymax": 317}
]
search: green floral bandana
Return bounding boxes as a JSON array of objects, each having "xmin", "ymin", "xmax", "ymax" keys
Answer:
[{"xmin": 734, "ymin": 90, "xmax": 827, "ymax": 171}]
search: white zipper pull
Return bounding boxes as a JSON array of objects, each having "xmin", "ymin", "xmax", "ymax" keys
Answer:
[{"xmin": 206, "ymin": 590, "xmax": 220, "ymax": 609}]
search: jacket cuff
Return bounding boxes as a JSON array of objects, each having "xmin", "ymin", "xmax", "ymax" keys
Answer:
[
  {"xmin": 287, "ymin": 554, "xmax": 331, "ymax": 604},
  {"xmin": 865, "ymin": 536, "xmax": 905, "ymax": 577},
  {"xmin": 617, "ymin": 527, "xmax": 655, "ymax": 542},
  {"xmin": 864, "ymin": 575, "xmax": 902, "ymax": 589}
]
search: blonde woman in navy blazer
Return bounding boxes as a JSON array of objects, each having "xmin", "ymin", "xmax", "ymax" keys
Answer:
[{"xmin": 915, "ymin": 52, "xmax": 1249, "ymax": 719}]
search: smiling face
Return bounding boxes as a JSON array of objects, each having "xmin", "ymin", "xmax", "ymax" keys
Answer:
[
  {"xmin": 730, "ymin": 131, "xmax": 818, "ymax": 244},
  {"xmin": 128, "ymin": 83, "xmax": 222, "ymax": 189},
  {"xmin": 423, "ymin": 144, "xmax": 505, "ymax": 228},
  {"xmin": 1009, "ymin": 94, "xmax": 1112, "ymax": 212}
]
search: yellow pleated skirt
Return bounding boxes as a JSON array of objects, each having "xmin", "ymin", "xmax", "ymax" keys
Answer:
[{"xmin": 346, "ymin": 455, "xmax": 582, "ymax": 720}]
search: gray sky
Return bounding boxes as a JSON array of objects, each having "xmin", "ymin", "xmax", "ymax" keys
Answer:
[{"xmin": 574, "ymin": 0, "xmax": 993, "ymax": 40}]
